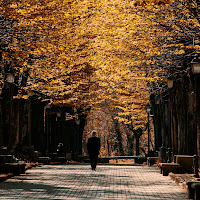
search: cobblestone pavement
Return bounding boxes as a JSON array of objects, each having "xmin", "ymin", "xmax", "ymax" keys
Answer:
[{"xmin": 0, "ymin": 164, "xmax": 188, "ymax": 199}]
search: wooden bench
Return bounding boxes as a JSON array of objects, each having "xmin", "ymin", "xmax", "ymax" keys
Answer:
[
  {"xmin": 0, "ymin": 162, "xmax": 26, "ymax": 176},
  {"xmin": 5, "ymin": 163, "xmax": 26, "ymax": 175},
  {"xmin": 0, "ymin": 155, "xmax": 15, "ymax": 164},
  {"xmin": 57, "ymin": 157, "xmax": 66, "ymax": 163},
  {"xmin": 147, "ymin": 157, "xmax": 160, "ymax": 166},
  {"xmin": 38, "ymin": 157, "xmax": 50, "ymax": 165},
  {"xmin": 158, "ymin": 163, "xmax": 180, "ymax": 176},
  {"xmin": 175, "ymin": 155, "xmax": 194, "ymax": 173}
]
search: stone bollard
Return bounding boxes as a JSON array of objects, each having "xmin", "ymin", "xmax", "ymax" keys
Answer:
[
  {"xmin": 167, "ymin": 148, "xmax": 172, "ymax": 163},
  {"xmin": 193, "ymin": 155, "xmax": 199, "ymax": 178}
]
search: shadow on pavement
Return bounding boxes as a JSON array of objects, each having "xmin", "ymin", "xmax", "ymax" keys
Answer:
[{"xmin": 0, "ymin": 165, "xmax": 188, "ymax": 199}]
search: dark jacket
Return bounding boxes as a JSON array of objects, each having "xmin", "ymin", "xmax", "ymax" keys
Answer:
[{"xmin": 87, "ymin": 136, "xmax": 101, "ymax": 156}]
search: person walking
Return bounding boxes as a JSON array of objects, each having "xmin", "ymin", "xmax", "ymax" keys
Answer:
[{"xmin": 87, "ymin": 130, "xmax": 101, "ymax": 170}]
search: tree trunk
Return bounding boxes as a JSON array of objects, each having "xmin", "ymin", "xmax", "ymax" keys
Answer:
[
  {"xmin": 111, "ymin": 115, "xmax": 124, "ymax": 156},
  {"xmin": 135, "ymin": 135, "xmax": 140, "ymax": 156},
  {"xmin": 126, "ymin": 131, "xmax": 134, "ymax": 156}
]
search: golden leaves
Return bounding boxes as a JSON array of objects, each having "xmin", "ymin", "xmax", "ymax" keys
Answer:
[{"xmin": 3, "ymin": 0, "xmax": 199, "ymax": 126}]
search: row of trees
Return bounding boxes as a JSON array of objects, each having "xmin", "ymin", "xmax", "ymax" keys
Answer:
[
  {"xmin": 1, "ymin": 0, "xmax": 200, "ymax": 156},
  {"xmin": 82, "ymin": 109, "xmax": 154, "ymax": 157}
]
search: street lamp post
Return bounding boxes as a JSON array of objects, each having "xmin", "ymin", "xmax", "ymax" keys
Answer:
[
  {"xmin": 5, "ymin": 67, "xmax": 15, "ymax": 151},
  {"xmin": 75, "ymin": 116, "xmax": 80, "ymax": 125},
  {"xmin": 46, "ymin": 104, "xmax": 51, "ymax": 156},
  {"xmin": 191, "ymin": 54, "xmax": 200, "ymax": 74},
  {"xmin": 0, "ymin": 82, "xmax": 3, "ymax": 147},
  {"xmin": 75, "ymin": 116, "xmax": 81, "ymax": 157},
  {"xmin": 146, "ymin": 103, "xmax": 151, "ymax": 156},
  {"xmin": 155, "ymin": 95, "xmax": 160, "ymax": 105},
  {"xmin": 191, "ymin": 54, "xmax": 200, "ymax": 177},
  {"xmin": 6, "ymin": 73, "xmax": 15, "ymax": 83},
  {"xmin": 167, "ymin": 76, "xmax": 174, "ymax": 163},
  {"xmin": 167, "ymin": 76, "xmax": 173, "ymax": 89},
  {"xmin": 5, "ymin": 66, "xmax": 15, "ymax": 84}
]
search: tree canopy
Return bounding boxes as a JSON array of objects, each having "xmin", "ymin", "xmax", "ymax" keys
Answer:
[{"xmin": 1, "ymin": 0, "xmax": 200, "ymax": 127}]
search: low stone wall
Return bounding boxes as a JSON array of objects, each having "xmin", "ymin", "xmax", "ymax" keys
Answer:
[{"xmin": 78, "ymin": 156, "xmax": 147, "ymax": 164}]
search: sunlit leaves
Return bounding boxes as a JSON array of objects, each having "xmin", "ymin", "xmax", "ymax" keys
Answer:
[{"xmin": 2, "ymin": 0, "xmax": 200, "ymax": 128}]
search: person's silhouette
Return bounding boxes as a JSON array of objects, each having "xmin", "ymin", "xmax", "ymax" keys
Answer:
[
  {"xmin": 87, "ymin": 130, "xmax": 101, "ymax": 170},
  {"xmin": 57, "ymin": 143, "xmax": 64, "ymax": 157}
]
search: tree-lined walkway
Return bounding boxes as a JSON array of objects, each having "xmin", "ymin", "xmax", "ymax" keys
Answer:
[{"xmin": 0, "ymin": 165, "xmax": 188, "ymax": 199}]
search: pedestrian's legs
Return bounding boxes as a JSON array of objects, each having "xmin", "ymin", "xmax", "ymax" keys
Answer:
[
  {"xmin": 89, "ymin": 154, "xmax": 95, "ymax": 170},
  {"xmin": 93, "ymin": 155, "xmax": 98, "ymax": 170}
]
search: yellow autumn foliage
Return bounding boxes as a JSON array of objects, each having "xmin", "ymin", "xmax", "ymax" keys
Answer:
[{"xmin": 1, "ymin": 0, "xmax": 200, "ymax": 127}]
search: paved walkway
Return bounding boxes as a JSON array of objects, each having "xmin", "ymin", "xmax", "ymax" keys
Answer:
[{"xmin": 0, "ymin": 164, "xmax": 188, "ymax": 199}]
